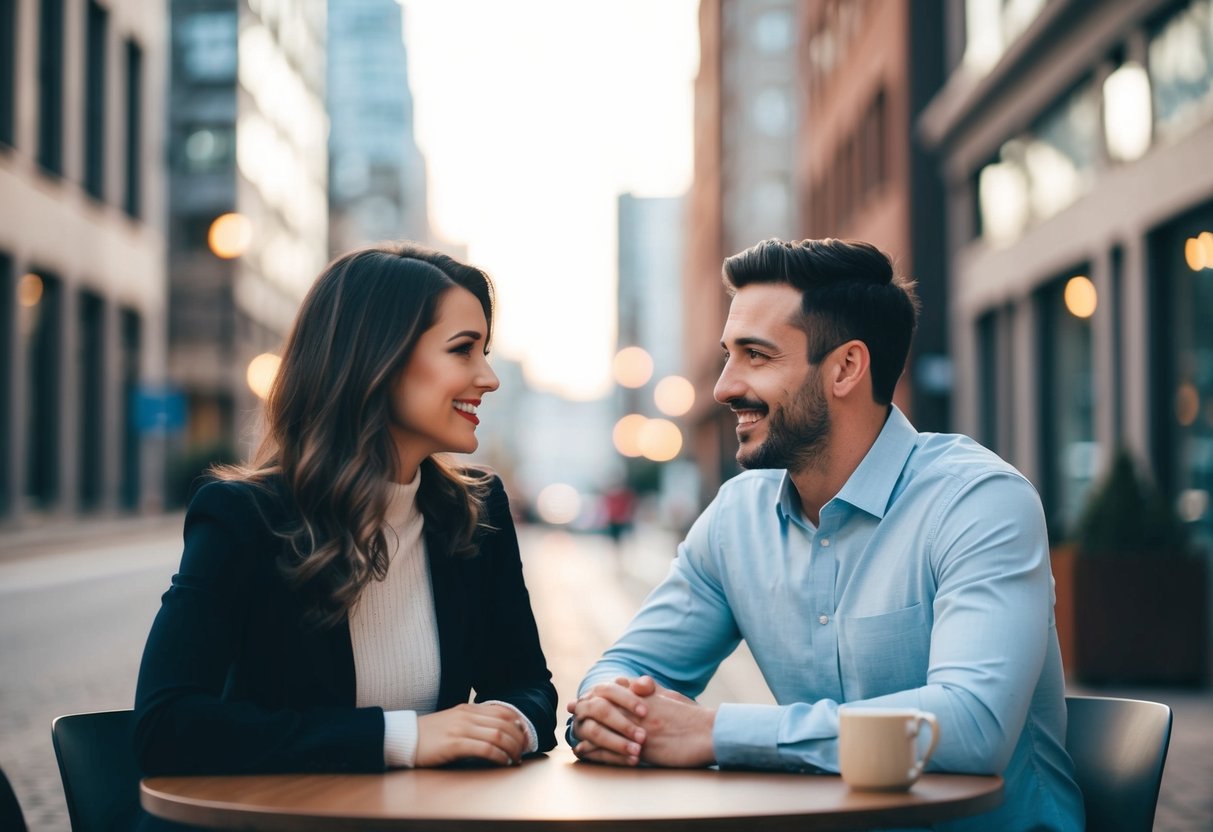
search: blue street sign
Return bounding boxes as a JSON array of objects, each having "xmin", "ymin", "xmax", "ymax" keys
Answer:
[{"xmin": 133, "ymin": 385, "xmax": 187, "ymax": 433}]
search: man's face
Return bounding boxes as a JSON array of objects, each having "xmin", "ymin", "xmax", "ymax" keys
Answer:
[{"xmin": 713, "ymin": 283, "xmax": 831, "ymax": 472}]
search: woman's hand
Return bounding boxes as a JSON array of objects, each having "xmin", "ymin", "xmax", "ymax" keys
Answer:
[{"xmin": 415, "ymin": 703, "xmax": 528, "ymax": 767}]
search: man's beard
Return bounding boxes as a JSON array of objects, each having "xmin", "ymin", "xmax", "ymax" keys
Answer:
[{"xmin": 736, "ymin": 370, "xmax": 830, "ymax": 473}]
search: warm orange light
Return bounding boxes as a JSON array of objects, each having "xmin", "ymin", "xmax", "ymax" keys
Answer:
[
  {"xmin": 1176, "ymin": 383, "xmax": 1200, "ymax": 427},
  {"xmin": 612, "ymin": 413, "xmax": 648, "ymax": 457},
  {"xmin": 17, "ymin": 273, "xmax": 43, "ymax": 308},
  {"xmin": 1063, "ymin": 276, "xmax": 1097, "ymax": 319},
  {"xmin": 638, "ymin": 418, "xmax": 683, "ymax": 462},
  {"xmin": 654, "ymin": 375, "xmax": 695, "ymax": 417},
  {"xmin": 613, "ymin": 346, "xmax": 654, "ymax": 389},
  {"xmin": 208, "ymin": 213, "xmax": 253, "ymax": 259},
  {"xmin": 246, "ymin": 352, "xmax": 281, "ymax": 400},
  {"xmin": 1186, "ymin": 237, "xmax": 1204, "ymax": 271},
  {"xmin": 1200, "ymin": 232, "xmax": 1213, "ymax": 269}
]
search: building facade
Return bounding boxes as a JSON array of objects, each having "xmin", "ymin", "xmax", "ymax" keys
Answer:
[
  {"xmin": 327, "ymin": 0, "xmax": 429, "ymax": 255},
  {"xmin": 1, "ymin": 0, "xmax": 168, "ymax": 525},
  {"xmin": 797, "ymin": 0, "xmax": 950, "ymax": 431},
  {"xmin": 684, "ymin": 0, "xmax": 799, "ymax": 502},
  {"xmin": 167, "ymin": 0, "xmax": 327, "ymax": 489},
  {"xmin": 921, "ymin": 0, "xmax": 1213, "ymax": 549}
]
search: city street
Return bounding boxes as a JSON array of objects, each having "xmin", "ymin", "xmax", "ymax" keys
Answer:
[{"xmin": 1, "ymin": 519, "xmax": 1210, "ymax": 831}]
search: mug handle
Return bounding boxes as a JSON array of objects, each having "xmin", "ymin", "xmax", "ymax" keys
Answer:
[{"xmin": 907, "ymin": 712, "xmax": 940, "ymax": 781}]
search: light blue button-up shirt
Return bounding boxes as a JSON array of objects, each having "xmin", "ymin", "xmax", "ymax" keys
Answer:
[{"xmin": 579, "ymin": 406, "xmax": 1084, "ymax": 831}]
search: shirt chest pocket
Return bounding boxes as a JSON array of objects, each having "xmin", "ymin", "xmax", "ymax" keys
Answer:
[{"xmin": 837, "ymin": 603, "xmax": 930, "ymax": 700}]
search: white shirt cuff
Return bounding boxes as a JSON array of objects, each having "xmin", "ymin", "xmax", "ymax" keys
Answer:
[
  {"xmin": 482, "ymin": 700, "xmax": 539, "ymax": 754},
  {"xmin": 383, "ymin": 709, "xmax": 420, "ymax": 768}
]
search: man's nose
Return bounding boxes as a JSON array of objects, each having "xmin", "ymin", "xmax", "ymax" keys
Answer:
[{"xmin": 713, "ymin": 362, "xmax": 741, "ymax": 405}]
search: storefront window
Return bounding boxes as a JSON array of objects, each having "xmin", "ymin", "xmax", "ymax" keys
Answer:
[
  {"xmin": 1154, "ymin": 205, "xmax": 1213, "ymax": 551},
  {"xmin": 1038, "ymin": 270, "xmax": 1099, "ymax": 539},
  {"xmin": 1149, "ymin": 0, "xmax": 1213, "ymax": 141}
]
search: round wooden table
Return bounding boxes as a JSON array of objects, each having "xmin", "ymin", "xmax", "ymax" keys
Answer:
[{"xmin": 141, "ymin": 747, "xmax": 1003, "ymax": 831}]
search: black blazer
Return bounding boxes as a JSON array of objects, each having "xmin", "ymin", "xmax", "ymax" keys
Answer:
[{"xmin": 133, "ymin": 473, "xmax": 558, "ymax": 777}]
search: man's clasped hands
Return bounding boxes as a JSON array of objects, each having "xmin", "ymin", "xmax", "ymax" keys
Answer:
[{"xmin": 566, "ymin": 676, "xmax": 717, "ymax": 768}]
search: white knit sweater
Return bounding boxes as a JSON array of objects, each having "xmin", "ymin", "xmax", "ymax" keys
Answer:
[{"xmin": 347, "ymin": 473, "xmax": 537, "ymax": 767}]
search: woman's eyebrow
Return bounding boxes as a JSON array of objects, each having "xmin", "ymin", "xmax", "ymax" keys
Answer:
[{"xmin": 446, "ymin": 330, "xmax": 483, "ymax": 342}]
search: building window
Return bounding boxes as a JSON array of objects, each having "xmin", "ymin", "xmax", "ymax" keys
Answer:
[
  {"xmin": 1037, "ymin": 268, "xmax": 1099, "ymax": 540},
  {"xmin": 861, "ymin": 88, "xmax": 888, "ymax": 197},
  {"xmin": 180, "ymin": 124, "xmax": 235, "ymax": 173},
  {"xmin": 20, "ymin": 270, "xmax": 60, "ymax": 507},
  {"xmin": 1149, "ymin": 0, "xmax": 1213, "ymax": 142},
  {"xmin": 120, "ymin": 308, "xmax": 141, "ymax": 510},
  {"xmin": 84, "ymin": 0, "xmax": 108, "ymax": 200},
  {"xmin": 123, "ymin": 38, "xmax": 143, "ymax": 218},
  {"xmin": 1152, "ymin": 204, "xmax": 1213, "ymax": 550},
  {"xmin": 0, "ymin": 0, "xmax": 15, "ymax": 147},
  {"xmin": 978, "ymin": 79, "xmax": 1099, "ymax": 245},
  {"xmin": 77, "ymin": 290, "xmax": 105, "ymax": 510},
  {"xmin": 176, "ymin": 10, "xmax": 237, "ymax": 83},
  {"xmin": 37, "ymin": 0, "xmax": 65, "ymax": 174}
]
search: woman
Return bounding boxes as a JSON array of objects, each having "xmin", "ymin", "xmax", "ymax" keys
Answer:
[{"xmin": 133, "ymin": 244, "xmax": 557, "ymax": 786}]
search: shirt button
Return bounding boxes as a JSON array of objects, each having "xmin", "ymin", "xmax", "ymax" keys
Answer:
[
  {"xmin": 818, "ymin": 614, "xmax": 829, "ymax": 625},
  {"xmin": 820, "ymin": 538, "xmax": 831, "ymax": 547}
]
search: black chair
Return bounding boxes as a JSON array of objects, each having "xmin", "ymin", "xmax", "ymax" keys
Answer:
[
  {"xmin": 51, "ymin": 709, "xmax": 143, "ymax": 832},
  {"xmin": 0, "ymin": 764, "xmax": 29, "ymax": 832},
  {"xmin": 1064, "ymin": 695, "xmax": 1173, "ymax": 832}
]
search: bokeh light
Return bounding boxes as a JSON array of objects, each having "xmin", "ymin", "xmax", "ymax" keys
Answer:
[
  {"xmin": 612, "ymin": 413, "xmax": 648, "ymax": 457},
  {"xmin": 535, "ymin": 483, "xmax": 582, "ymax": 525},
  {"xmin": 1063, "ymin": 275, "xmax": 1097, "ymax": 319},
  {"xmin": 654, "ymin": 375, "xmax": 695, "ymax": 416},
  {"xmin": 1176, "ymin": 382, "xmax": 1199, "ymax": 427},
  {"xmin": 613, "ymin": 346, "xmax": 654, "ymax": 389},
  {"xmin": 17, "ymin": 273, "xmax": 43, "ymax": 308},
  {"xmin": 208, "ymin": 213, "xmax": 254, "ymax": 259},
  {"xmin": 638, "ymin": 418, "xmax": 683, "ymax": 462},
  {"xmin": 246, "ymin": 352, "xmax": 281, "ymax": 400}
]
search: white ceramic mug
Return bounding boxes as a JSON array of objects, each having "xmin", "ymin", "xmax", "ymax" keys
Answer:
[{"xmin": 838, "ymin": 707, "xmax": 940, "ymax": 791}]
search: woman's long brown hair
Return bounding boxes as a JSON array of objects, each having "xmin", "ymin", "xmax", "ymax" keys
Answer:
[{"xmin": 216, "ymin": 243, "xmax": 495, "ymax": 629}]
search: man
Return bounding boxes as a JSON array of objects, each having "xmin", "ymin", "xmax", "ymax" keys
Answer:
[{"xmin": 568, "ymin": 239, "xmax": 1083, "ymax": 830}]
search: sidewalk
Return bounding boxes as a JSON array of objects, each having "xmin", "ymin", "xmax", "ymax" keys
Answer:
[{"xmin": 0, "ymin": 511, "xmax": 184, "ymax": 564}]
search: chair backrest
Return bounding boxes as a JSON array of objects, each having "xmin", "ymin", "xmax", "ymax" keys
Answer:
[
  {"xmin": 51, "ymin": 709, "xmax": 142, "ymax": 832},
  {"xmin": 1064, "ymin": 695, "xmax": 1173, "ymax": 832},
  {"xmin": 0, "ymin": 764, "xmax": 29, "ymax": 832}
]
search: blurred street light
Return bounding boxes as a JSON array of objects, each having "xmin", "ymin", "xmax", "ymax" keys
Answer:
[
  {"xmin": 1063, "ymin": 275, "xmax": 1097, "ymax": 318},
  {"xmin": 536, "ymin": 483, "xmax": 581, "ymax": 525},
  {"xmin": 613, "ymin": 413, "xmax": 648, "ymax": 457},
  {"xmin": 17, "ymin": 273, "xmax": 43, "ymax": 307},
  {"xmin": 638, "ymin": 418, "xmax": 682, "ymax": 462},
  {"xmin": 1185, "ymin": 231, "xmax": 1213, "ymax": 271},
  {"xmin": 246, "ymin": 352, "xmax": 281, "ymax": 399},
  {"xmin": 654, "ymin": 375, "xmax": 695, "ymax": 417},
  {"xmin": 208, "ymin": 212, "xmax": 253, "ymax": 259},
  {"xmin": 613, "ymin": 346, "xmax": 654, "ymax": 388}
]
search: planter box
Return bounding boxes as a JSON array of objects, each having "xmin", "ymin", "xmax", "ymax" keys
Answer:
[{"xmin": 1051, "ymin": 545, "xmax": 1208, "ymax": 686}]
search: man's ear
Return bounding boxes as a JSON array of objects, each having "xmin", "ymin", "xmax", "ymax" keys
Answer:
[{"xmin": 829, "ymin": 341, "xmax": 870, "ymax": 400}]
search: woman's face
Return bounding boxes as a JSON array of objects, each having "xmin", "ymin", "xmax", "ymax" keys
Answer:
[{"xmin": 388, "ymin": 287, "xmax": 499, "ymax": 480}]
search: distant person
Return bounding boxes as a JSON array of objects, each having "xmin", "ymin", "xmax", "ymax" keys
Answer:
[
  {"xmin": 568, "ymin": 238, "xmax": 1083, "ymax": 830},
  {"xmin": 134, "ymin": 244, "xmax": 556, "ymax": 826},
  {"xmin": 602, "ymin": 483, "xmax": 637, "ymax": 546}
]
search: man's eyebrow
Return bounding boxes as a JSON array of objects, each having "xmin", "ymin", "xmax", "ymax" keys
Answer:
[
  {"xmin": 446, "ymin": 330, "xmax": 483, "ymax": 342},
  {"xmin": 721, "ymin": 336, "xmax": 781, "ymax": 351}
]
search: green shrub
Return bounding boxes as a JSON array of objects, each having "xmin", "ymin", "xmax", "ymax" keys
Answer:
[{"xmin": 1073, "ymin": 448, "xmax": 1188, "ymax": 557}]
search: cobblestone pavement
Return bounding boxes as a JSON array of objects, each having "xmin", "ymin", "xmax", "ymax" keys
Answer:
[{"xmin": 1, "ymin": 519, "xmax": 1210, "ymax": 831}]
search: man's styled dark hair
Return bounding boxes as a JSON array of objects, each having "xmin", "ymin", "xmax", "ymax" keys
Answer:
[{"xmin": 722, "ymin": 238, "xmax": 920, "ymax": 405}]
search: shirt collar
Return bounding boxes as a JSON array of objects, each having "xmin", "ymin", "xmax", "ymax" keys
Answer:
[
  {"xmin": 773, "ymin": 405, "xmax": 919, "ymax": 523},
  {"xmin": 834, "ymin": 405, "xmax": 919, "ymax": 519}
]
